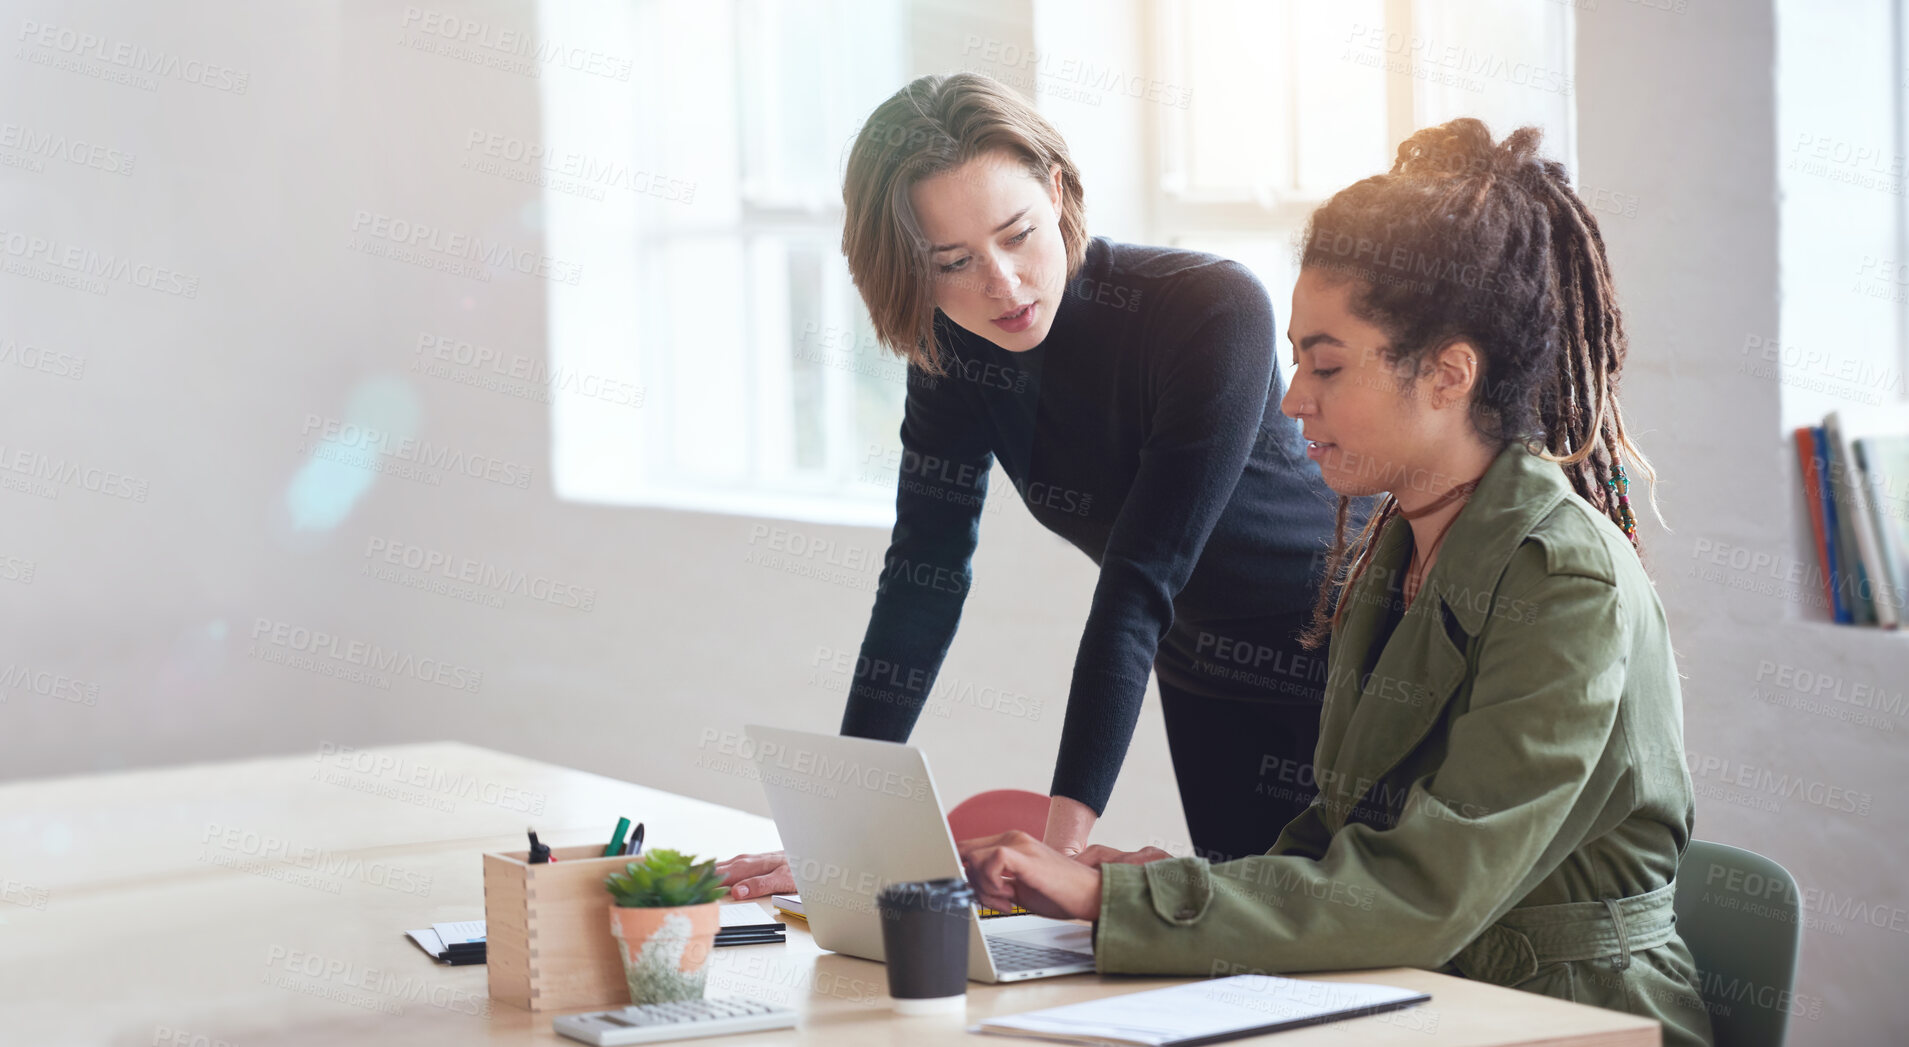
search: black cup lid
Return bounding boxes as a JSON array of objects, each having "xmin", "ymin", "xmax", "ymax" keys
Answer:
[{"xmin": 877, "ymin": 877, "xmax": 976, "ymax": 912}]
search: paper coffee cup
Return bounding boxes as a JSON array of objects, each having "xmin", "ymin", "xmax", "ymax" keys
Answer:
[{"xmin": 877, "ymin": 877, "xmax": 974, "ymax": 1013}]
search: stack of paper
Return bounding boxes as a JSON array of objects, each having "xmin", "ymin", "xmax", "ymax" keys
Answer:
[
  {"xmin": 716, "ymin": 902, "xmax": 786, "ymax": 947},
  {"xmin": 406, "ymin": 920, "xmax": 487, "ymax": 966},
  {"xmin": 971, "ymin": 974, "xmax": 1429, "ymax": 1045},
  {"xmin": 770, "ymin": 893, "xmax": 806, "ymax": 921},
  {"xmin": 408, "ymin": 909, "xmax": 782, "ymax": 964}
]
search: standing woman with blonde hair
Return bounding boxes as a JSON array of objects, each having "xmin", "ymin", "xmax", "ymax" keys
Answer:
[
  {"xmin": 717, "ymin": 72, "xmax": 1353, "ymax": 899},
  {"xmin": 956, "ymin": 119, "xmax": 1713, "ymax": 1045}
]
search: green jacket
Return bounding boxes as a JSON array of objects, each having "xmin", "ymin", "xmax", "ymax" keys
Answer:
[{"xmin": 1095, "ymin": 442, "xmax": 1713, "ymax": 1047}]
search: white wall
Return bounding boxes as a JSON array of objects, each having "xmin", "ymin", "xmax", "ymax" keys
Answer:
[
  {"xmin": 1578, "ymin": 4, "xmax": 1908, "ymax": 1045},
  {"xmin": 0, "ymin": 1, "xmax": 1901, "ymax": 1043},
  {"xmin": 0, "ymin": 0, "xmax": 1185, "ymax": 852}
]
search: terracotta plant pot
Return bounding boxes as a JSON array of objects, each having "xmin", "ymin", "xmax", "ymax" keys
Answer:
[{"xmin": 608, "ymin": 901, "xmax": 722, "ymax": 1005}]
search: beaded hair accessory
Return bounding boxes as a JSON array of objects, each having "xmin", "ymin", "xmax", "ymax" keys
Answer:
[{"xmin": 1606, "ymin": 456, "xmax": 1637, "ymax": 542}]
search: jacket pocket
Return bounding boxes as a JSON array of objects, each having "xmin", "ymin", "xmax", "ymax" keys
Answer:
[
  {"xmin": 1142, "ymin": 857, "xmax": 1212, "ymax": 925},
  {"xmin": 1511, "ymin": 961, "xmax": 1579, "ymax": 1004}
]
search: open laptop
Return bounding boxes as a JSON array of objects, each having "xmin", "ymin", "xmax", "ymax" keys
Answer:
[{"xmin": 743, "ymin": 724, "xmax": 1096, "ymax": 982}]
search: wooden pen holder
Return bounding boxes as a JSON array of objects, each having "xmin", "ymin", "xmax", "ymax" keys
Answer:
[{"xmin": 484, "ymin": 844, "xmax": 639, "ymax": 1012}]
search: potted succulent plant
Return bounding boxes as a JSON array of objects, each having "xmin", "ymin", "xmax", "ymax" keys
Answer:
[{"xmin": 604, "ymin": 848, "xmax": 730, "ymax": 1005}]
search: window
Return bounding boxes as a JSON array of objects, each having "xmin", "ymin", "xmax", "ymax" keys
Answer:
[
  {"xmin": 1149, "ymin": 0, "xmax": 1575, "ymax": 392},
  {"xmin": 542, "ymin": 1, "xmax": 1576, "ymax": 526},
  {"xmin": 540, "ymin": 0, "xmax": 907, "ymax": 526},
  {"xmin": 1773, "ymin": 0, "xmax": 1909, "ymax": 434}
]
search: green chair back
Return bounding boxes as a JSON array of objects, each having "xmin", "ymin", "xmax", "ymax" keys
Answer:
[{"xmin": 1673, "ymin": 839, "xmax": 1803, "ymax": 1047}]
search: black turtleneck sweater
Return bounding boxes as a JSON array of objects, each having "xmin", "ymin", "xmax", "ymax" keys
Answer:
[{"xmin": 838, "ymin": 236, "xmax": 1347, "ymax": 816}]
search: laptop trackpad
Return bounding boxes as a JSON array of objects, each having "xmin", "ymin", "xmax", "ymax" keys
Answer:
[{"xmin": 986, "ymin": 919, "xmax": 1093, "ymax": 954}]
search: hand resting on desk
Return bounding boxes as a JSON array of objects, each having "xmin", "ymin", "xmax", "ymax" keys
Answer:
[{"xmin": 713, "ymin": 850, "xmax": 795, "ymax": 900}]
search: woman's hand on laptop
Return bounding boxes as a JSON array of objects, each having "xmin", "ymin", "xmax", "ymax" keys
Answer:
[
  {"xmin": 958, "ymin": 830, "xmax": 1102, "ymax": 922},
  {"xmin": 1070, "ymin": 844, "xmax": 1172, "ymax": 868},
  {"xmin": 713, "ymin": 851, "xmax": 794, "ymax": 900}
]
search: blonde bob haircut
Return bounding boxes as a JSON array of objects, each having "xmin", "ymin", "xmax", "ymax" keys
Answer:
[{"xmin": 840, "ymin": 72, "xmax": 1087, "ymax": 375}]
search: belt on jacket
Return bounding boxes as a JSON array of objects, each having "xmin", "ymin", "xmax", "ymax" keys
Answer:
[{"xmin": 1450, "ymin": 882, "xmax": 1679, "ymax": 986}]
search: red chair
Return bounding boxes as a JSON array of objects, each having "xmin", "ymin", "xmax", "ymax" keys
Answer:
[
  {"xmin": 947, "ymin": 788, "xmax": 1049, "ymax": 843},
  {"xmin": 948, "ymin": 789, "xmax": 1049, "ymax": 916}
]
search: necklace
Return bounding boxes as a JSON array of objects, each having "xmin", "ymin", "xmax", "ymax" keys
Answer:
[{"xmin": 1397, "ymin": 477, "xmax": 1482, "ymax": 609}]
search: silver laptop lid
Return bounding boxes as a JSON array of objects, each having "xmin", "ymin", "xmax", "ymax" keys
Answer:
[{"xmin": 742, "ymin": 724, "xmax": 986, "ymax": 973}]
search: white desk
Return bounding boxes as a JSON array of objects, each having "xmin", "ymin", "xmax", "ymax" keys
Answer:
[{"xmin": 0, "ymin": 742, "xmax": 1659, "ymax": 1045}]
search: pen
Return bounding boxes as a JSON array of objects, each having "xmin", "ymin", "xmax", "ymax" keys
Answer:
[
  {"xmin": 623, "ymin": 822, "xmax": 644, "ymax": 856},
  {"xmin": 528, "ymin": 829, "xmax": 556, "ymax": 863},
  {"xmin": 602, "ymin": 816, "xmax": 631, "ymax": 857}
]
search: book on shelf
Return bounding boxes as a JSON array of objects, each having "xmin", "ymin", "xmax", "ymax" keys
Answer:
[
  {"xmin": 1807, "ymin": 427, "xmax": 1853, "ymax": 623},
  {"xmin": 1855, "ymin": 435, "xmax": 1909, "ymax": 627},
  {"xmin": 1799, "ymin": 417, "xmax": 1907, "ymax": 629},
  {"xmin": 1825, "ymin": 412, "xmax": 1890, "ymax": 627},
  {"xmin": 1795, "ymin": 427, "xmax": 1838, "ymax": 616}
]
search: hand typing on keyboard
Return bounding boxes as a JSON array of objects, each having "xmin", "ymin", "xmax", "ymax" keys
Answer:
[{"xmin": 957, "ymin": 830, "xmax": 1104, "ymax": 922}]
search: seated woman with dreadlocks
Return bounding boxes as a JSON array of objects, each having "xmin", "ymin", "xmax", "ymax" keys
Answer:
[{"xmin": 957, "ymin": 118, "xmax": 1713, "ymax": 1046}]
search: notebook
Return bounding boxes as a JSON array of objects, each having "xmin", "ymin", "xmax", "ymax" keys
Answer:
[
  {"xmin": 406, "ymin": 920, "xmax": 487, "ymax": 965},
  {"xmin": 770, "ymin": 893, "xmax": 806, "ymax": 920},
  {"xmin": 715, "ymin": 901, "xmax": 786, "ymax": 946},
  {"xmin": 719, "ymin": 902, "xmax": 782, "ymax": 931},
  {"xmin": 969, "ymin": 974, "xmax": 1429, "ymax": 1046},
  {"xmin": 407, "ymin": 909, "xmax": 783, "ymax": 961}
]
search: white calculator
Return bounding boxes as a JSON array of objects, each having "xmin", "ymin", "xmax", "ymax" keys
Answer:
[{"xmin": 553, "ymin": 996, "xmax": 798, "ymax": 1044}]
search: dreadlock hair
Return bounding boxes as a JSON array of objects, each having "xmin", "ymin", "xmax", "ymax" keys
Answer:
[{"xmin": 1295, "ymin": 118, "xmax": 1661, "ymax": 650}]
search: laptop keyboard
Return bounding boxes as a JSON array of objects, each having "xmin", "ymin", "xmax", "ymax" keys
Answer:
[
  {"xmin": 988, "ymin": 937, "xmax": 1093, "ymax": 973},
  {"xmin": 978, "ymin": 904, "xmax": 1032, "ymax": 917}
]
